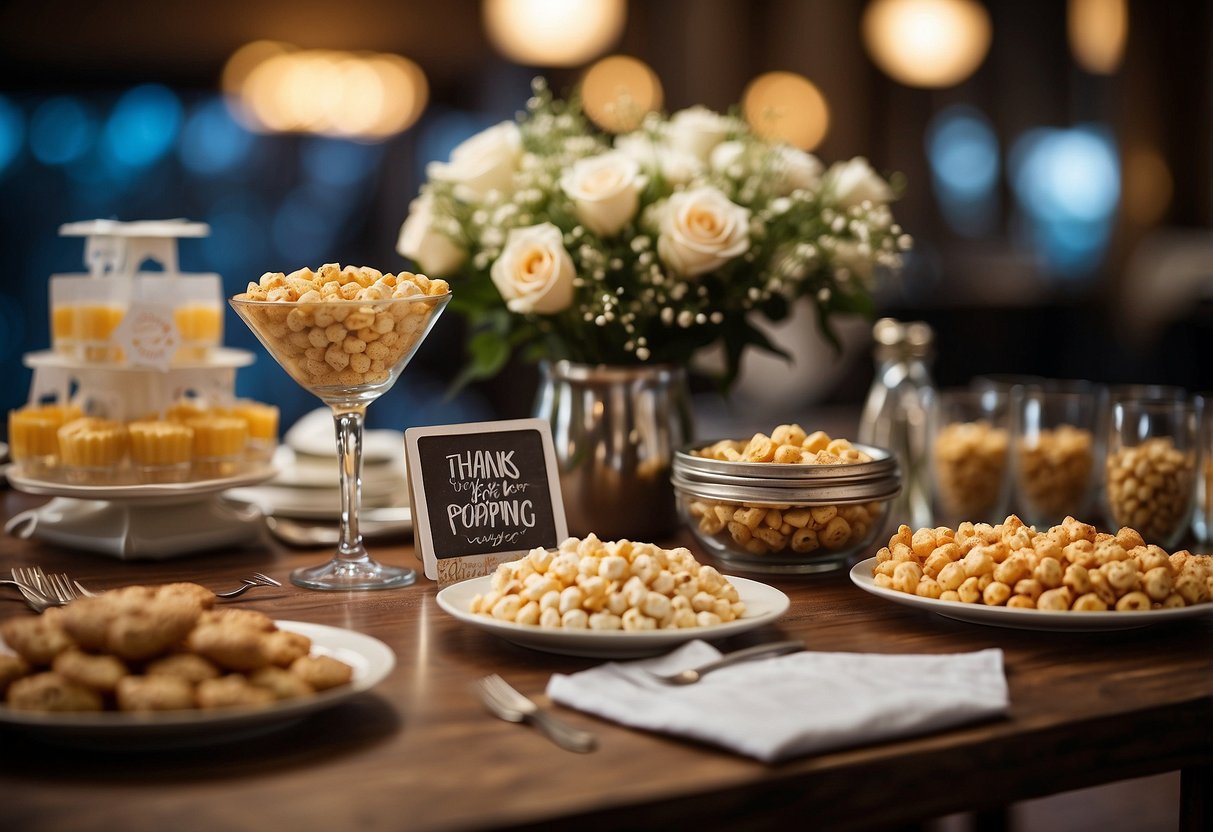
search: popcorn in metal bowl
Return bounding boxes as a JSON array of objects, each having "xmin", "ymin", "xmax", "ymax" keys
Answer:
[{"xmin": 673, "ymin": 425, "xmax": 900, "ymax": 574}]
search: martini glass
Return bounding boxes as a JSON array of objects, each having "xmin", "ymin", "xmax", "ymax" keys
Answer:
[{"xmin": 230, "ymin": 290, "xmax": 450, "ymax": 590}]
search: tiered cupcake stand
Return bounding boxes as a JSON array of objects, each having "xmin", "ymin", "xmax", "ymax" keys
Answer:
[{"xmin": 4, "ymin": 220, "xmax": 274, "ymax": 559}]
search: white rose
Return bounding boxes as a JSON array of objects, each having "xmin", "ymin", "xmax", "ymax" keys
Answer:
[
  {"xmin": 771, "ymin": 145, "xmax": 824, "ymax": 195},
  {"xmin": 490, "ymin": 223, "xmax": 575, "ymax": 314},
  {"xmin": 827, "ymin": 157, "xmax": 893, "ymax": 209},
  {"xmin": 396, "ymin": 194, "xmax": 467, "ymax": 277},
  {"xmin": 655, "ymin": 148, "xmax": 704, "ymax": 186},
  {"xmin": 426, "ymin": 121, "xmax": 521, "ymax": 199},
  {"xmin": 614, "ymin": 132, "xmax": 703, "ymax": 185},
  {"xmin": 667, "ymin": 106, "xmax": 734, "ymax": 161},
  {"xmin": 709, "ymin": 140, "xmax": 746, "ymax": 174},
  {"xmin": 559, "ymin": 151, "xmax": 646, "ymax": 237},
  {"xmin": 656, "ymin": 186, "xmax": 751, "ymax": 277},
  {"xmin": 614, "ymin": 131, "xmax": 662, "ymax": 166}
]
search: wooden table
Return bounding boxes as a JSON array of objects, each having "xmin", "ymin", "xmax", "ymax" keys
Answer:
[{"xmin": 1, "ymin": 488, "xmax": 1211, "ymax": 832}]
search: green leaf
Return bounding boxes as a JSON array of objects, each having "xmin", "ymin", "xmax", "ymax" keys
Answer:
[{"xmin": 447, "ymin": 330, "xmax": 512, "ymax": 395}]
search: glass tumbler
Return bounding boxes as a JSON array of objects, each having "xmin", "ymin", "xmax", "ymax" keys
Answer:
[
  {"xmin": 928, "ymin": 388, "xmax": 1013, "ymax": 527},
  {"xmin": 1103, "ymin": 397, "xmax": 1199, "ymax": 548},
  {"xmin": 1013, "ymin": 387, "xmax": 1100, "ymax": 528}
]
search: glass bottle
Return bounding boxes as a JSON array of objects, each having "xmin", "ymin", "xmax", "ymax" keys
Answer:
[{"xmin": 858, "ymin": 318, "xmax": 935, "ymax": 530}]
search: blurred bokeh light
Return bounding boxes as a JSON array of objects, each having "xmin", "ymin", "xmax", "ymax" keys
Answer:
[
  {"xmin": 226, "ymin": 45, "xmax": 428, "ymax": 140},
  {"xmin": 926, "ymin": 105, "xmax": 1000, "ymax": 237},
  {"xmin": 29, "ymin": 97, "xmax": 96, "ymax": 165},
  {"xmin": 100, "ymin": 84, "xmax": 183, "ymax": 169},
  {"xmin": 742, "ymin": 71, "xmax": 829, "ymax": 151},
  {"xmin": 483, "ymin": 0, "xmax": 626, "ymax": 66},
  {"xmin": 0, "ymin": 95, "xmax": 25, "ymax": 178},
  {"xmin": 580, "ymin": 55, "xmax": 663, "ymax": 133},
  {"xmin": 1068, "ymin": 0, "xmax": 1128, "ymax": 74},
  {"xmin": 1010, "ymin": 126, "xmax": 1120, "ymax": 276},
  {"xmin": 1122, "ymin": 145, "xmax": 1173, "ymax": 227},
  {"xmin": 178, "ymin": 97, "xmax": 257, "ymax": 176},
  {"xmin": 862, "ymin": 0, "xmax": 992, "ymax": 88}
]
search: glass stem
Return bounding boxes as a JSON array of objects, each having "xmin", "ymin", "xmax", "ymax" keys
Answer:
[{"xmin": 332, "ymin": 404, "xmax": 368, "ymax": 563}]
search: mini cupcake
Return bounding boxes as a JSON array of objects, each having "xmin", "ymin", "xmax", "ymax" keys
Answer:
[
  {"xmin": 165, "ymin": 399, "xmax": 210, "ymax": 423},
  {"xmin": 7, "ymin": 403, "xmax": 82, "ymax": 473},
  {"xmin": 128, "ymin": 420, "xmax": 195, "ymax": 483},
  {"xmin": 221, "ymin": 400, "xmax": 279, "ymax": 462},
  {"xmin": 57, "ymin": 417, "xmax": 129, "ymax": 483},
  {"xmin": 187, "ymin": 415, "xmax": 248, "ymax": 478}
]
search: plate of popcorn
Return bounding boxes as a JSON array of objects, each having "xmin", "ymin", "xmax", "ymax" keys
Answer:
[
  {"xmin": 0, "ymin": 583, "xmax": 395, "ymax": 745},
  {"xmin": 436, "ymin": 536, "xmax": 791, "ymax": 657},
  {"xmin": 849, "ymin": 515, "xmax": 1213, "ymax": 631}
]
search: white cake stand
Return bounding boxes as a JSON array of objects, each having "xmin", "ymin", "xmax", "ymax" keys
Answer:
[{"xmin": 5, "ymin": 465, "xmax": 274, "ymax": 560}]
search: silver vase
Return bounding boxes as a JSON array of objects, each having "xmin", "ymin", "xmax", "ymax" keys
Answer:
[{"xmin": 534, "ymin": 361, "xmax": 694, "ymax": 541}]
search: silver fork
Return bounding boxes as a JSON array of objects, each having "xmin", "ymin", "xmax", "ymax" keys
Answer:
[
  {"xmin": 0, "ymin": 577, "xmax": 58, "ymax": 613},
  {"xmin": 474, "ymin": 674, "xmax": 597, "ymax": 753},
  {"xmin": 12, "ymin": 567, "xmax": 282, "ymax": 606}
]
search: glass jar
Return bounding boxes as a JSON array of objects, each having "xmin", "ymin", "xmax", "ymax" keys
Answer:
[
  {"xmin": 858, "ymin": 318, "xmax": 935, "ymax": 530},
  {"xmin": 1103, "ymin": 397, "xmax": 1199, "ymax": 548},
  {"xmin": 928, "ymin": 388, "xmax": 1013, "ymax": 527}
]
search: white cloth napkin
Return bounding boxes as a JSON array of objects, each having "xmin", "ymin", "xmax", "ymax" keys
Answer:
[{"xmin": 546, "ymin": 640, "xmax": 1008, "ymax": 763}]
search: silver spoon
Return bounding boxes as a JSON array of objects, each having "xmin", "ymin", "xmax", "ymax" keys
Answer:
[{"xmin": 650, "ymin": 639, "xmax": 806, "ymax": 685}]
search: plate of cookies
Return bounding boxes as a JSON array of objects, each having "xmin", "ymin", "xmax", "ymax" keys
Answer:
[
  {"xmin": 850, "ymin": 515, "xmax": 1213, "ymax": 631},
  {"xmin": 0, "ymin": 582, "xmax": 395, "ymax": 745},
  {"xmin": 436, "ymin": 536, "xmax": 790, "ymax": 657}
]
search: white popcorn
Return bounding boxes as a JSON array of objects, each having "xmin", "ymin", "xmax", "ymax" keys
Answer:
[{"xmin": 467, "ymin": 536, "xmax": 747, "ymax": 629}]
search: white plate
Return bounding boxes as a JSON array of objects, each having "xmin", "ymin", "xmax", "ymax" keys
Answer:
[
  {"xmin": 436, "ymin": 575, "xmax": 789, "ymax": 658},
  {"xmin": 7, "ymin": 464, "xmax": 276, "ymax": 502},
  {"xmin": 265, "ymin": 446, "xmax": 407, "ymax": 491},
  {"xmin": 224, "ymin": 485, "xmax": 407, "ymax": 520},
  {"xmin": 0, "ymin": 621, "xmax": 395, "ymax": 746},
  {"xmin": 285, "ymin": 408, "xmax": 403, "ymax": 464},
  {"xmin": 849, "ymin": 557, "xmax": 1213, "ymax": 631}
]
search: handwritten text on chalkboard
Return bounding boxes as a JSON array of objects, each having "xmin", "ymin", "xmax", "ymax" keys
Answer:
[
  {"xmin": 443, "ymin": 448, "xmax": 536, "ymax": 546},
  {"xmin": 406, "ymin": 419, "xmax": 567, "ymax": 582}
]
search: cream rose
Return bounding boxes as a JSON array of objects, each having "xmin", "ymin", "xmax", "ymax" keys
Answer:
[
  {"xmin": 426, "ymin": 121, "xmax": 521, "ymax": 199},
  {"xmin": 559, "ymin": 151, "xmax": 646, "ymax": 237},
  {"xmin": 827, "ymin": 157, "xmax": 893, "ymax": 209},
  {"xmin": 771, "ymin": 145, "xmax": 824, "ymax": 195},
  {"xmin": 709, "ymin": 140, "xmax": 746, "ymax": 175},
  {"xmin": 656, "ymin": 186, "xmax": 751, "ymax": 277},
  {"xmin": 667, "ymin": 106, "xmax": 735, "ymax": 161},
  {"xmin": 490, "ymin": 223, "xmax": 575, "ymax": 314},
  {"xmin": 615, "ymin": 132, "xmax": 703, "ymax": 186},
  {"xmin": 396, "ymin": 193, "xmax": 467, "ymax": 277}
]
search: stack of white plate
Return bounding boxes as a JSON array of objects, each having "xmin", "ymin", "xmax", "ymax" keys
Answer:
[{"xmin": 225, "ymin": 409, "xmax": 410, "ymax": 520}]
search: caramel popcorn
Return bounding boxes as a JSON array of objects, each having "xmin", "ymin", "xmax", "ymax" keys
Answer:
[
  {"xmin": 687, "ymin": 426, "xmax": 883, "ymax": 558},
  {"xmin": 687, "ymin": 500, "xmax": 884, "ymax": 558},
  {"xmin": 1104, "ymin": 436, "xmax": 1195, "ymax": 545},
  {"xmin": 694, "ymin": 425, "xmax": 873, "ymax": 465},
  {"xmin": 933, "ymin": 420, "xmax": 1009, "ymax": 520},
  {"xmin": 872, "ymin": 514, "xmax": 1213, "ymax": 612},
  {"xmin": 1016, "ymin": 424, "xmax": 1095, "ymax": 522},
  {"xmin": 470, "ymin": 535, "xmax": 746, "ymax": 630},
  {"xmin": 232, "ymin": 263, "xmax": 449, "ymax": 389}
]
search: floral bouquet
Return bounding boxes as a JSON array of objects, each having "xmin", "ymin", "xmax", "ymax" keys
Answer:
[{"xmin": 397, "ymin": 79, "xmax": 911, "ymax": 389}]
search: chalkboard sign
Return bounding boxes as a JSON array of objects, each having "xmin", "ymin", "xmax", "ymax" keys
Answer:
[{"xmin": 405, "ymin": 419, "xmax": 568, "ymax": 584}]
